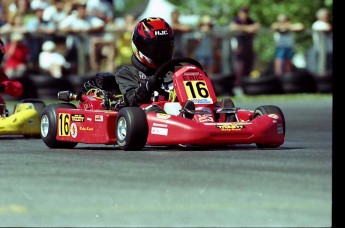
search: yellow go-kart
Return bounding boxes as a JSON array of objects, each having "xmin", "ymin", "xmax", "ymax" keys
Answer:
[{"xmin": 0, "ymin": 99, "xmax": 46, "ymax": 138}]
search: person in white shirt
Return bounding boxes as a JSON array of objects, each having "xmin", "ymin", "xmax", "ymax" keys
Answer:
[
  {"xmin": 42, "ymin": 0, "xmax": 68, "ymax": 26},
  {"xmin": 311, "ymin": 8, "xmax": 332, "ymax": 75},
  {"xmin": 58, "ymin": 2, "xmax": 105, "ymax": 72},
  {"xmin": 39, "ymin": 40, "xmax": 69, "ymax": 78}
]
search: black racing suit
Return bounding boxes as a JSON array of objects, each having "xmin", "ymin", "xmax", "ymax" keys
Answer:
[
  {"xmin": 82, "ymin": 55, "xmax": 166, "ymax": 108},
  {"xmin": 115, "ymin": 55, "xmax": 165, "ymax": 107}
]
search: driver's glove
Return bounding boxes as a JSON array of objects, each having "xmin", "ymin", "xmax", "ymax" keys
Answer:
[
  {"xmin": 145, "ymin": 76, "xmax": 162, "ymax": 93},
  {"xmin": 137, "ymin": 76, "xmax": 162, "ymax": 102}
]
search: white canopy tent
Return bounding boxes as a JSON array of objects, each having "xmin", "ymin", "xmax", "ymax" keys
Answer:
[{"xmin": 137, "ymin": 0, "xmax": 176, "ymax": 24}]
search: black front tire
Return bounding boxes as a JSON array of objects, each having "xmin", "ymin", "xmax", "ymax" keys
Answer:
[
  {"xmin": 253, "ymin": 105, "xmax": 285, "ymax": 148},
  {"xmin": 40, "ymin": 103, "xmax": 78, "ymax": 148},
  {"xmin": 116, "ymin": 107, "xmax": 148, "ymax": 151}
]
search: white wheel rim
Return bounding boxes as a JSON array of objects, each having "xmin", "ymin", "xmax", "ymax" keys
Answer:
[
  {"xmin": 117, "ymin": 117, "xmax": 127, "ymax": 141},
  {"xmin": 41, "ymin": 115, "xmax": 49, "ymax": 137}
]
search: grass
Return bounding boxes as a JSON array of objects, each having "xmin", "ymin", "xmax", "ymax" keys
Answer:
[
  {"xmin": 5, "ymin": 93, "xmax": 332, "ymax": 106},
  {"xmin": 223, "ymin": 93, "xmax": 332, "ymax": 102}
]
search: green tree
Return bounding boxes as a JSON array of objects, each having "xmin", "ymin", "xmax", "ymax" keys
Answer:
[
  {"xmin": 116, "ymin": 0, "xmax": 332, "ymax": 70},
  {"xmin": 170, "ymin": 0, "xmax": 332, "ymax": 69}
]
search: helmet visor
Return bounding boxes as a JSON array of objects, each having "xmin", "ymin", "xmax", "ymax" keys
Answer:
[{"xmin": 140, "ymin": 40, "xmax": 175, "ymax": 68}]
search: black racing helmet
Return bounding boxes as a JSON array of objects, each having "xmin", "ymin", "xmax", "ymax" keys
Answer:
[{"xmin": 132, "ymin": 17, "xmax": 175, "ymax": 69}]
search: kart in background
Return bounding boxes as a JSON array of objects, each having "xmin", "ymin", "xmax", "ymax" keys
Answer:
[
  {"xmin": 40, "ymin": 57, "xmax": 285, "ymax": 150},
  {"xmin": 0, "ymin": 99, "xmax": 46, "ymax": 138}
]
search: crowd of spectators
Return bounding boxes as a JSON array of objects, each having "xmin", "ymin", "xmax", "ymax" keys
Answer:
[
  {"xmin": 0, "ymin": 0, "xmax": 115, "ymax": 77},
  {"xmin": 0, "ymin": 0, "xmax": 332, "ymax": 93}
]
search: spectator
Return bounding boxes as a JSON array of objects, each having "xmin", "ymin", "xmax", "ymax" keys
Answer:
[
  {"xmin": 3, "ymin": 32, "xmax": 30, "ymax": 78},
  {"xmin": 311, "ymin": 7, "xmax": 332, "ymax": 75},
  {"xmin": 113, "ymin": 13, "xmax": 137, "ymax": 68},
  {"xmin": 30, "ymin": 0, "xmax": 50, "ymax": 11},
  {"xmin": 230, "ymin": 6, "xmax": 260, "ymax": 90},
  {"xmin": 25, "ymin": 7, "xmax": 57, "ymax": 71},
  {"xmin": 170, "ymin": 9, "xmax": 192, "ymax": 57},
  {"xmin": 86, "ymin": 0, "xmax": 114, "ymax": 23},
  {"xmin": 6, "ymin": 0, "xmax": 30, "ymax": 25},
  {"xmin": 0, "ymin": 2, "xmax": 6, "ymax": 27},
  {"xmin": 59, "ymin": 2, "xmax": 105, "ymax": 72},
  {"xmin": 193, "ymin": 15, "xmax": 217, "ymax": 77},
  {"xmin": 42, "ymin": 0, "xmax": 69, "ymax": 27},
  {"xmin": 25, "ymin": 6, "xmax": 57, "ymax": 36},
  {"xmin": 271, "ymin": 14, "xmax": 304, "ymax": 76},
  {"xmin": 0, "ymin": 13, "xmax": 27, "ymax": 35},
  {"xmin": 86, "ymin": 11, "xmax": 135, "ymax": 72},
  {"xmin": 39, "ymin": 40, "xmax": 70, "ymax": 78}
]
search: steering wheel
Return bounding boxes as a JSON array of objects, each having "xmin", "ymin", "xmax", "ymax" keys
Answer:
[{"xmin": 154, "ymin": 57, "xmax": 204, "ymax": 85}]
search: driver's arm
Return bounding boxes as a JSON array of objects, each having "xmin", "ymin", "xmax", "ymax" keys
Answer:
[
  {"xmin": 0, "ymin": 71, "xmax": 23, "ymax": 97},
  {"xmin": 115, "ymin": 65, "xmax": 158, "ymax": 106}
]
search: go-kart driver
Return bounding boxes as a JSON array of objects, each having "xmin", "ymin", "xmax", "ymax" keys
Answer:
[
  {"xmin": 82, "ymin": 17, "xmax": 174, "ymax": 111},
  {"xmin": 0, "ymin": 38, "xmax": 24, "ymax": 116},
  {"xmin": 114, "ymin": 17, "xmax": 174, "ymax": 107}
]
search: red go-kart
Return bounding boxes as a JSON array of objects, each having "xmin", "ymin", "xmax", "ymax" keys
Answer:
[{"xmin": 40, "ymin": 57, "xmax": 285, "ymax": 150}]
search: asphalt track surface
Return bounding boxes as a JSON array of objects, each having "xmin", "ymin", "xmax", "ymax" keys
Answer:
[{"xmin": 0, "ymin": 95, "xmax": 332, "ymax": 227}]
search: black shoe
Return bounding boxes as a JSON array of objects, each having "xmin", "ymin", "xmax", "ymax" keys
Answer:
[
  {"xmin": 221, "ymin": 97, "xmax": 236, "ymax": 122},
  {"xmin": 182, "ymin": 100, "xmax": 195, "ymax": 119}
]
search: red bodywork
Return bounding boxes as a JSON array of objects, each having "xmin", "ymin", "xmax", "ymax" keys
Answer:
[{"xmin": 54, "ymin": 64, "xmax": 284, "ymax": 147}]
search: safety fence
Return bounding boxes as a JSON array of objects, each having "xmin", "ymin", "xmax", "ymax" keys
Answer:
[{"xmin": 1, "ymin": 28, "xmax": 332, "ymax": 100}]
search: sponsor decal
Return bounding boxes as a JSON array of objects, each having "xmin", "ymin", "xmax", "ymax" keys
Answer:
[
  {"xmin": 70, "ymin": 123, "xmax": 78, "ymax": 138},
  {"xmin": 268, "ymin": 114, "xmax": 279, "ymax": 119},
  {"xmin": 86, "ymin": 117, "xmax": 92, "ymax": 121},
  {"xmin": 182, "ymin": 73, "xmax": 201, "ymax": 80},
  {"xmin": 156, "ymin": 113, "xmax": 171, "ymax": 119},
  {"xmin": 277, "ymin": 123, "xmax": 284, "ymax": 134},
  {"xmin": 83, "ymin": 104, "xmax": 91, "ymax": 109},
  {"xmin": 216, "ymin": 124, "xmax": 245, "ymax": 131},
  {"xmin": 139, "ymin": 71, "xmax": 147, "ymax": 79},
  {"xmin": 196, "ymin": 106, "xmax": 212, "ymax": 114},
  {"xmin": 154, "ymin": 30, "xmax": 168, "ymax": 36},
  {"xmin": 71, "ymin": 114, "xmax": 84, "ymax": 122},
  {"xmin": 153, "ymin": 123, "xmax": 168, "ymax": 128},
  {"xmin": 95, "ymin": 115, "xmax": 103, "ymax": 122},
  {"xmin": 27, "ymin": 119, "xmax": 35, "ymax": 125},
  {"xmin": 151, "ymin": 127, "xmax": 168, "ymax": 136},
  {"xmin": 183, "ymin": 72, "xmax": 200, "ymax": 76},
  {"xmin": 197, "ymin": 114, "xmax": 213, "ymax": 122},
  {"xmin": 191, "ymin": 98, "xmax": 213, "ymax": 104},
  {"xmin": 204, "ymin": 122, "xmax": 251, "ymax": 126},
  {"xmin": 79, "ymin": 126, "xmax": 93, "ymax": 131}
]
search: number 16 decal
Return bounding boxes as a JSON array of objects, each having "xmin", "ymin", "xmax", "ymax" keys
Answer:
[
  {"xmin": 184, "ymin": 81, "xmax": 210, "ymax": 99},
  {"xmin": 58, "ymin": 113, "xmax": 70, "ymax": 136}
]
